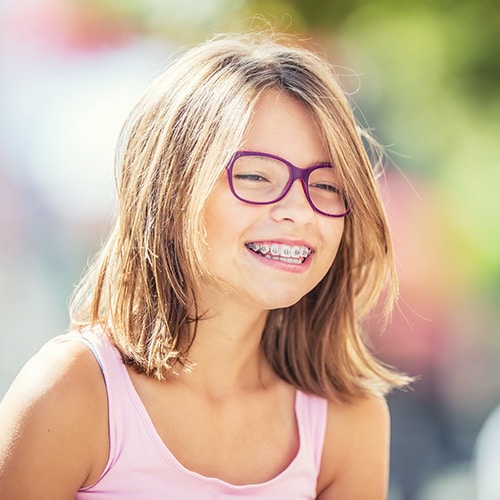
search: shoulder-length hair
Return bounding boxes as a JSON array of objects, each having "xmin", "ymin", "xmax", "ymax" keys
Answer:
[{"xmin": 70, "ymin": 32, "xmax": 411, "ymax": 401}]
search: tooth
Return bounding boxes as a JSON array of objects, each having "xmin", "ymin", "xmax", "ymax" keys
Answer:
[
  {"xmin": 249, "ymin": 242, "xmax": 311, "ymax": 261},
  {"xmin": 280, "ymin": 246, "xmax": 291, "ymax": 257}
]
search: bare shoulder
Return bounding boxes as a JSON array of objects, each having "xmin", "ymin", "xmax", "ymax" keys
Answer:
[
  {"xmin": 317, "ymin": 395, "xmax": 391, "ymax": 500},
  {"xmin": 0, "ymin": 335, "xmax": 108, "ymax": 499}
]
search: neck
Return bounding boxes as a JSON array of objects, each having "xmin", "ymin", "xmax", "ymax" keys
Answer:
[{"xmin": 174, "ymin": 303, "xmax": 274, "ymax": 399}]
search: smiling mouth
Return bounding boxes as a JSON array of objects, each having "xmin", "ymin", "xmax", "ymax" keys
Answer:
[{"xmin": 246, "ymin": 242, "xmax": 312, "ymax": 264}]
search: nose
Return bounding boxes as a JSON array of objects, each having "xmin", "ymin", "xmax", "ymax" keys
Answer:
[{"xmin": 269, "ymin": 179, "xmax": 315, "ymax": 223}]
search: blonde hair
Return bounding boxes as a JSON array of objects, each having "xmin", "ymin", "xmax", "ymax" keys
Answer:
[{"xmin": 70, "ymin": 32, "xmax": 411, "ymax": 401}]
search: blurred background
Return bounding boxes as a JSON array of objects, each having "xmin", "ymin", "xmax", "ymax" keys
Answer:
[{"xmin": 0, "ymin": 0, "xmax": 499, "ymax": 498}]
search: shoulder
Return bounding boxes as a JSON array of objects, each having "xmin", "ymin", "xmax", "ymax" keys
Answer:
[
  {"xmin": 1, "ymin": 335, "xmax": 106, "ymax": 413},
  {"xmin": 0, "ymin": 335, "xmax": 108, "ymax": 499},
  {"xmin": 317, "ymin": 395, "xmax": 390, "ymax": 500}
]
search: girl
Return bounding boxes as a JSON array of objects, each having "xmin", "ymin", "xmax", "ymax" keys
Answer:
[{"xmin": 0, "ymin": 32, "xmax": 410, "ymax": 499}]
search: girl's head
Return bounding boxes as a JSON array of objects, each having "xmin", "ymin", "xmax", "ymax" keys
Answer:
[{"xmin": 71, "ymin": 32, "xmax": 408, "ymax": 398}]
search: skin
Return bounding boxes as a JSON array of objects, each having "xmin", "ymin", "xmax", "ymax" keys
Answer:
[{"xmin": 0, "ymin": 91, "xmax": 390, "ymax": 499}]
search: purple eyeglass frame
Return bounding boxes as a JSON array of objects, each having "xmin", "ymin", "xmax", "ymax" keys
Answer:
[{"xmin": 226, "ymin": 150, "xmax": 351, "ymax": 218}]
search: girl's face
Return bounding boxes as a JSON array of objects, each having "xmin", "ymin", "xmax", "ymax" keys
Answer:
[{"xmin": 201, "ymin": 91, "xmax": 345, "ymax": 313}]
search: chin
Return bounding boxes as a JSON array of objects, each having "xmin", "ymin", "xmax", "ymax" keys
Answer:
[{"xmin": 263, "ymin": 293, "xmax": 306, "ymax": 311}]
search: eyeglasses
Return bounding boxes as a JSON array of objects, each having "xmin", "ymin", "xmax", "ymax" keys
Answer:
[{"xmin": 226, "ymin": 151, "xmax": 351, "ymax": 217}]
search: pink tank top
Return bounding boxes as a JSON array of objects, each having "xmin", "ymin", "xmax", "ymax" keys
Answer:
[{"xmin": 68, "ymin": 329, "xmax": 328, "ymax": 499}]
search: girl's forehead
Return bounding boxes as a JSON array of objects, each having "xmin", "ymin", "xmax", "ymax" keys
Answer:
[{"xmin": 240, "ymin": 91, "xmax": 329, "ymax": 165}]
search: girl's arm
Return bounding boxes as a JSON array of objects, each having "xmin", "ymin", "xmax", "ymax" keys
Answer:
[
  {"xmin": 0, "ymin": 339, "xmax": 108, "ymax": 499},
  {"xmin": 317, "ymin": 395, "xmax": 391, "ymax": 500}
]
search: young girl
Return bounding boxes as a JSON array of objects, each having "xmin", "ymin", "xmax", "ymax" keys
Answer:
[{"xmin": 0, "ymin": 32, "xmax": 410, "ymax": 499}]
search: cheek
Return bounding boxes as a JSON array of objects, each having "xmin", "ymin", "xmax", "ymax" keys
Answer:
[
  {"xmin": 316, "ymin": 224, "xmax": 344, "ymax": 279},
  {"xmin": 203, "ymin": 191, "xmax": 248, "ymax": 256},
  {"xmin": 323, "ymin": 219, "xmax": 345, "ymax": 256},
  {"xmin": 203, "ymin": 186, "xmax": 232, "ymax": 237}
]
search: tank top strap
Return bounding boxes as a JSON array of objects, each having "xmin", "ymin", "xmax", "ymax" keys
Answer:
[
  {"xmin": 60, "ymin": 328, "xmax": 136, "ymax": 488},
  {"xmin": 294, "ymin": 389, "xmax": 329, "ymax": 472}
]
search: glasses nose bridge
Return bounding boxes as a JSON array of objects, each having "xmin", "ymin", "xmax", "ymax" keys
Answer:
[{"xmin": 286, "ymin": 162, "xmax": 310, "ymax": 199}]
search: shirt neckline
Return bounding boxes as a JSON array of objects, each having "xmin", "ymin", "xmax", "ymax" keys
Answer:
[{"xmin": 115, "ymin": 346, "xmax": 305, "ymax": 489}]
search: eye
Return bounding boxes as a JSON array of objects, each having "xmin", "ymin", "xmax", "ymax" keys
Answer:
[
  {"xmin": 309, "ymin": 182, "xmax": 341, "ymax": 194},
  {"xmin": 308, "ymin": 165, "xmax": 342, "ymax": 196},
  {"xmin": 233, "ymin": 172, "xmax": 270, "ymax": 183}
]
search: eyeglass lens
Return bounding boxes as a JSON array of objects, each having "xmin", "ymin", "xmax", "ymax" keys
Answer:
[{"xmin": 230, "ymin": 154, "xmax": 348, "ymax": 216}]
